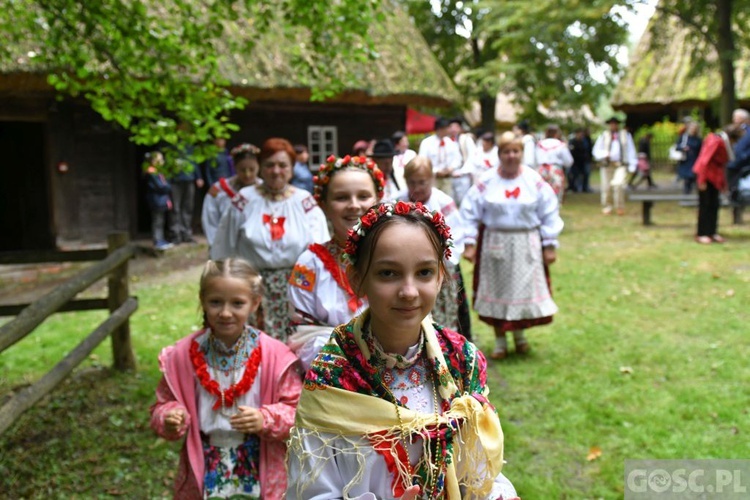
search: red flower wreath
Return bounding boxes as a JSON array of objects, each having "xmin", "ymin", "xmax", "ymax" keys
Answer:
[
  {"xmin": 344, "ymin": 201, "xmax": 453, "ymax": 265},
  {"xmin": 313, "ymin": 155, "xmax": 386, "ymax": 203}
]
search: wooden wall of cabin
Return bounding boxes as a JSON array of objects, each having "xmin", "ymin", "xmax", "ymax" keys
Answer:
[
  {"xmin": 48, "ymin": 102, "xmax": 137, "ymax": 245},
  {"xmin": 0, "ymin": 95, "xmax": 138, "ymax": 249},
  {"xmin": 230, "ymin": 101, "xmax": 406, "ymax": 157}
]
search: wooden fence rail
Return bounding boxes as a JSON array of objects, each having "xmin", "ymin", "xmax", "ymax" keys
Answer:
[{"xmin": 0, "ymin": 232, "xmax": 138, "ymax": 435}]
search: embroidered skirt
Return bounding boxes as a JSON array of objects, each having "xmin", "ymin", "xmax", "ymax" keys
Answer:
[
  {"xmin": 473, "ymin": 226, "xmax": 557, "ymax": 332},
  {"xmin": 254, "ymin": 267, "xmax": 293, "ymax": 342},
  {"xmin": 202, "ymin": 432, "xmax": 261, "ymax": 498},
  {"xmin": 430, "ymin": 262, "xmax": 459, "ymax": 331}
]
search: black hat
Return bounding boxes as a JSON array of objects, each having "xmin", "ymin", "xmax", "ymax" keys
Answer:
[
  {"xmin": 606, "ymin": 116, "xmax": 621, "ymax": 124},
  {"xmin": 370, "ymin": 139, "xmax": 396, "ymax": 158},
  {"xmin": 434, "ymin": 117, "xmax": 451, "ymax": 131}
]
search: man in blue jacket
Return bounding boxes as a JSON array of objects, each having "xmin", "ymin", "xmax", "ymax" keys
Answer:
[{"xmin": 169, "ymin": 146, "xmax": 204, "ymax": 243}]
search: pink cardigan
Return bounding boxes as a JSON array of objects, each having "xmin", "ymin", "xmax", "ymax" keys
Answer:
[{"xmin": 150, "ymin": 329, "xmax": 302, "ymax": 499}]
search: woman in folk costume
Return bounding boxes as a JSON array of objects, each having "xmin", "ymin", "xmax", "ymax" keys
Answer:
[
  {"xmin": 211, "ymin": 138, "xmax": 329, "ymax": 341},
  {"xmin": 457, "ymin": 131, "xmax": 500, "ymax": 185},
  {"xmin": 534, "ymin": 125, "xmax": 574, "ymax": 204},
  {"xmin": 150, "ymin": 259, "xmax": 302, "ymax": 499},
  {"xmin": 460, "ymin": 132, "xmax": 563, "ymax": 360},
  {"xmin": 286, "ymin": 201, "xmax": 519, "ymax": 500},
  {"xmin": 202, "ymin": 143, "xmax": 260, "ymax": 248},
  {"xmin": 395, "ymin": 155, "xmax": 472, "ymax": 338},
  {"xmin": 287, "ymin": 154, "xmax": 386, "ymax": 371}
]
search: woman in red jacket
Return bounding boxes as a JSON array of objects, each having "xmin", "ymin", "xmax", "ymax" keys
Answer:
[{"xmin": 692, "ymin": 124, "xmax": 745, "ymax": 244}]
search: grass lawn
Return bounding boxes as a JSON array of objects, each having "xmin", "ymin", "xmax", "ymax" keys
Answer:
[{"xmin": 1, "ymin": 185, "xmax": 749, "ymax": 498}]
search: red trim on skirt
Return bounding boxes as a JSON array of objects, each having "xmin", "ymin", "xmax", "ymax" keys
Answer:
[{"xmin": 472, "ymin": 225, "xmax": 554, "ymax": 332}]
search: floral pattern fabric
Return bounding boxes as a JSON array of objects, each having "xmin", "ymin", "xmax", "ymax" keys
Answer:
[{"xmin": 202, "ymin": 434, "xmax": 261, "ymax": 498}]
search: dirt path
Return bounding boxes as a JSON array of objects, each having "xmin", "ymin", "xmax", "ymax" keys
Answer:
[{"xmin": 0, "ymin": 238, "xmax": 210, "ymax": 307}]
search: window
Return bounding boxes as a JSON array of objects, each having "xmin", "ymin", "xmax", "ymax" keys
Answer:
[{"xmin": 307, "ymin": 126, "xmax": 338, "ymax": 169}]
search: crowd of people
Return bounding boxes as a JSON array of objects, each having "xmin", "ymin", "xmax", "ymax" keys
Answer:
[{"xmin": 146, "ymin": 108, "xmax": 750, "ymax": 498}]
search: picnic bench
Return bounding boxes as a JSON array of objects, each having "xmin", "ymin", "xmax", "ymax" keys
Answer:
[{"xmin": 628, "ymin": 192, "xmax": 744, "ymax": 225}]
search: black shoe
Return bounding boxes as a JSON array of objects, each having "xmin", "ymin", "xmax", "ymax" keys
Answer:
[{"xmin": 183, "ymin": 236, "xmax": 198, "ymax": 244}]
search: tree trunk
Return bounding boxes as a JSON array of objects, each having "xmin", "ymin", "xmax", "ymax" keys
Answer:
[
  {"xmin": 717, "ymin": 0, "xmax": 735, "ymax": 124},
  {"xmin": 479, "ymin": 92, "xmax": 497, "ymax": 133}
]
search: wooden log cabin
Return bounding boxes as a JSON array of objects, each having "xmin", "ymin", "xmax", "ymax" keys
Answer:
[{"xmin": 0, "ymin": 8, "xmax": 457, "ymax": 251}]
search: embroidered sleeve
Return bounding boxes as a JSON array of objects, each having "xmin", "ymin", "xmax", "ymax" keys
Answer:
[
  {"xmin": 149, "ymin": 376, "xmax": 191, "ymax": 441},
  {"xmin": 536, "ymin": 180, "xmax": 563, "ymax": 248},
  {"xmin": 258, "ymin": 363, "xmax": 303, "ymax": 442},
  {"xmin": 458, "ymin": 185, "xmax": 483, "ymax": 244},
  {"xmin": 210, "ymin": 202, "xmax": 245, "ymax": 260},
  {"xmin": 201, "ymin": 191, "xmax": 222, "ymax": 246}
]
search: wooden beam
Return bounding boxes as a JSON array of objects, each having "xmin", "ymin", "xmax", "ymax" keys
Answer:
[
  {"xmin": 0, "ymin": 298, "xmax": 109, "ymax": 317},
  {"xmin": 0, "ymin": 244, "xmax": 134, "ymax": 354},
  {"xmin": 0, "ymin": 249, "xmax": 108, "ymax": 265},
  {"xmin": 0, "ymin": 297, "xmax": 137, "ymax": 435}
]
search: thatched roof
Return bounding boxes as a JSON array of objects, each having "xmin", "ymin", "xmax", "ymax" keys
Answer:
[
  {"xmin": 0, "ymin": 6, "xmax": 458, "ymax": 107},
  {"xmin": 611, "ymin": 11, "xmax": 750, "ymax": 111}
]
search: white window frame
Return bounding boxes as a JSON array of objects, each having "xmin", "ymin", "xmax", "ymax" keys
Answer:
[{"xmin": 307, "ymin": 126, "xmax": 338, "ymax": 169}]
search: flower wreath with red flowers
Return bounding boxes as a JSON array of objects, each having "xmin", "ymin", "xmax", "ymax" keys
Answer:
[
  {"xmin": 313, "ymin": 154, "xmax": 386, "ymax": 203},
  {"xmin": 343, "ymin": 201, "xmax": 453, "ymax": 265},
  {"xmin": 230, "ymin": 143, "xmax": 260, "ymax": 159}
]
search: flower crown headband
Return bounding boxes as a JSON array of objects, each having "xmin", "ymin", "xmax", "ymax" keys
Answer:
[
  {"xmin": 344, "ymin": 201, "xmax": 453, "ymax": 265},
  {"xmin": 230, "ymin": 143, "xmax": 260, "ymax": 159},
  {"xmin": 313, "ymin": 154, "xmax": 386, "ymax": 203}
]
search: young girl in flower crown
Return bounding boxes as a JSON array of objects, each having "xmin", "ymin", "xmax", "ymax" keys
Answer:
[
  {"xmin": 287, "ymin": 154, "xmax": 386, "ymax": 371},
  {"xmin": 286, "ymin": 201, "xmax": 519, "ymax": 500},
  {"xmin": 150, "ymin": 259, "xmax": 302, "ymax": 499}
]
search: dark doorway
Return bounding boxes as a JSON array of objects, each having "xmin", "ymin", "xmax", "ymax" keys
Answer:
[{"xmin": 0, "ymin": 121, "xmax": 54, "ymax": 251}]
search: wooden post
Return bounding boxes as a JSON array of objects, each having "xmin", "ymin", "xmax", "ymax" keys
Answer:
[
  {"xmin": 108, "ymin": 232, "xmax": 136, "ymax": 371},
  {"xmin": 643, "ymin": 201, "xmax": 654, "ymax": 226},
  {"xmin": 733, "ymin": 205, "xmax": 744, "ymax": 225}
]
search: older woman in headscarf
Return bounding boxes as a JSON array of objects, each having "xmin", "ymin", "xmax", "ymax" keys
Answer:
[{"xmin": 211, "ymin": 137, "xmax": 329, "ymax": 341}]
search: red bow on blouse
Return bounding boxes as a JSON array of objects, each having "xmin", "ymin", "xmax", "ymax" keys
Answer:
[
  {"xmin": 439, "ymin": 139, "xmax": 445, "ymax": 147},
  {"xmin": 262, "ymin": 214, "xmax": 286, "ymax": 241},
  {"xmin": 505, "ymin": 187, "xmax": 520, "ymax": 199},
  {"xmin": 484, "ymin": 159, "xmax": 491, "ymax": 167}
]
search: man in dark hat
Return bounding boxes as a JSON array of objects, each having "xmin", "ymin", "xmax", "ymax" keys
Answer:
[
  {"xmin": 592, "ymin": 116, "xmax": 637, "ymax": 215},
  {"xmin": 369, "ymin": 139, "xmax": 400, "ymax": 201},
  {"xmin": 418, "ymin": 117, "xmax": 463, "ymax": 200}
]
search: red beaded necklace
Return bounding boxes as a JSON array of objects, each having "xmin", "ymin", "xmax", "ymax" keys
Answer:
[{"xmin": 189, "ymin": 332, "xmax": 262, "ymax": 412}]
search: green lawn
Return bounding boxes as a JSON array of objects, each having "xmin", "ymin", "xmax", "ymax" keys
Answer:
[{"xmin": 1, "ymin": 189, "xmax": 749, "ymax": 498}]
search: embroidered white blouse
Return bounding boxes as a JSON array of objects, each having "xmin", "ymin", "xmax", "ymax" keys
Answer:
[
  {"xmin": 285, "ymin": 341, "xmax": 519, "ymax": 500},
  {"xmin": 457, "ymin": 145, "xmax": 500, "ymax": 183},
  {"xmin": 195, "ymin": 330, "xmax": 263, "ymax": 447},
  {"xmin": 535, "ymin": 138, "xmax": 574, "ymax": 169},
  {"xmin": 418, "ymin": 134, "xmax": 463, "ymax": 174},
  {"xmin": 459, "ymin": 166, "xmax": 563, "ymax": 248},
  {"xmin": 201, "ymin": 178, "xmax": 244, "ymax": 246},
  {"xmin": 210, "ymin": 185, "xmax": 329, "ymax": 268},
  {"xmin": 287, "ymin": 244, "xmax": 369, "ymax": 370}
]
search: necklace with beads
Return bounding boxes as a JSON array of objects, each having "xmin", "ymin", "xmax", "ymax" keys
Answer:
[
  {"xmin": 259, "ymin": 183, "xmax": 293, "ymax": 202},
  {"xmin": 377, "ymin": 335, "xmax": 444, "ymax": 498},
  {"xmin": 190, "ymin": 328, "xmax": 262, "ymax": 417}
]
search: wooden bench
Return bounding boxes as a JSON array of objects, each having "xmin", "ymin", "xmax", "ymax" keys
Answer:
[{"xmin": 628, "ymin": 192, "xmax": 744, "ymax": 225}]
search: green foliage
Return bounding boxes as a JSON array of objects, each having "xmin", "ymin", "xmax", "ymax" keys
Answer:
[
  {"xmin": 480, "ymin": 0, "xmax": 631, "ymax": 121},
  {"xmin": 403, "ymin": 0, "xmax": 632, "ymax": 126},
  {"xmin": 0, "ymin": 0, "xmax": 381, "ymax": 173}
]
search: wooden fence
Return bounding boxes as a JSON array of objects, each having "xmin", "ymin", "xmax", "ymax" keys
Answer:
[{"xmin": 0, "ymin": 232, "xmax": 138, "ymax": 435}]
